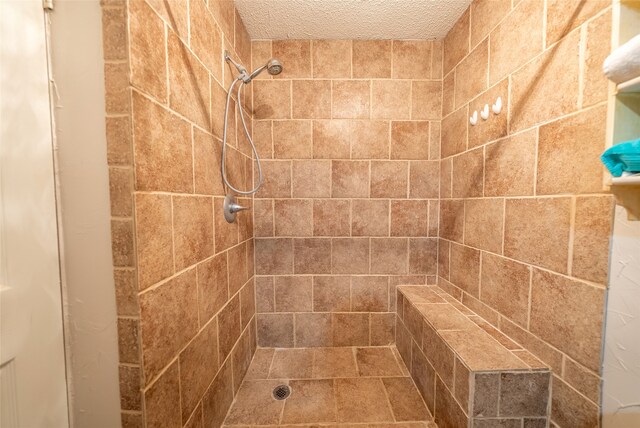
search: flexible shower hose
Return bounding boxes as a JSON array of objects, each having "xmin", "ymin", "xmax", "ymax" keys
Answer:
[{"xmin": 221, "ymin": 77, "xmax": 263, "ymax": 195}]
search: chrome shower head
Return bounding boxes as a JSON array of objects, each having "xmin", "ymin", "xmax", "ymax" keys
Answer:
[
  {"xmin": 248, "ymin": 58, "xmax": 284, "ymax": 80},
  {"xmin": 266, "ymin": 58, "xmax": 283, "ymax": 75}
]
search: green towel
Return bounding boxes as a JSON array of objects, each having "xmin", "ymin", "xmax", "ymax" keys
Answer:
[{"xmin": 601, "ymin": 139, "xmax": 640, "ymax": 177}]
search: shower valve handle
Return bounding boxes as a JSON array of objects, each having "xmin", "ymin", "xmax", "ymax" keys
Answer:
[
  {"xmin": 223, "ymin": 194, "xmax": 249, "ymax": 223},
  {"xmin": 229, "ymin": 203, "xmax": 249, "ymax": 213}
]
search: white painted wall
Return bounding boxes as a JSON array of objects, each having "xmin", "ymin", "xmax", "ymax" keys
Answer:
[
  {"xmin": 602, "ymin": 205, "xmax": 640, "ymax": 427},
  {"xmin": 49, "ymin": 1, "xmax": 121, "ymax": 426}
]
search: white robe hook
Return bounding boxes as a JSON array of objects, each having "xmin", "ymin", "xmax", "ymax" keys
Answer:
[
  {"xmin": 480, "ymin": 104, "xmax": 490, "ymax": 120},
  {"xmin": 469, "ymin": 110, "xmax": 478, "ymax": 126},
  {"xmin": 492, "ymin": 96, "xmax": 502, "ymax": 114}
]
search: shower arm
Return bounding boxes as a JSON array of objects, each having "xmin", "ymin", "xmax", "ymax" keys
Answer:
[{"xmin": 224, "ymin": 51, "xmax": 251, "ymax": 83}]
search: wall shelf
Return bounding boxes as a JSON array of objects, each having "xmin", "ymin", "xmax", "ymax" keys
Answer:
[
  {"xmin": 610, "ymin": 175, "xmax": 640, "ymax": 185},
  {"xmin": 617, "ymin": 75, "xmax": 640, "ymax": 93}
]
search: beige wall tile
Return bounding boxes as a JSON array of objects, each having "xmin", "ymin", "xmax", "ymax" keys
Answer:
[
  {"xmin": 193, "ymin": 129, "xmax": 224, "ymax": 196},
  {"xmin": 391, "ymin": 121, "xmax": 430, "ymax": 160},
  {"xmin": 432, "ymin": 40, "xmax": 444, "ymax": 79},
  {"xmin": 197, "ymin": 253, "xmax": 228, "ymax": 323},
  {"xmin": 332, "ymin": 160, "xmax": 370, "ymax": 198},
  {"xmin": 295, "ymin": 313, "xmax": 333, "ymax": 347},
  {"xmin": 273, "ymin": 120, "xmax": 312, "ymax": 159},
  {"xmin": 111, "ymin": 220, "xmax": 134, "ymax": 264},
  {"xmin": 440, "ymin": 199, "xmax": 464, "ymax": 243},
  {"xmin": 504, "ymin": 197, "xmax": 571, "ymax": 273},
  {"xmin": 489, "ymin": 0, "xmax": 544, "ymax": 85},
  {"xmin": 371, "ymin": 81, "xmax": 411, "ymax": 119},
  {"xmin": 313, "ymin": 199, "xmax": 351, "ymax": 236},
  {"xmin": 218, "ymin": 295, "xmax": 241, "ymax": 362},
  {"xmin": 464, "ymin": 198, "xmax": 504, "ymax": 253},
  {"xmin": 144, "ymin": 362, "xmax": 180, "ymax": 428},
  {"xmin": 167, "ymin": 31, "xmax": 210, "ymax": 129},
  {"xmin": 352, "ymin": 199, "xmax": 390, "ymax": 236},
  {"xmin": 455, "ymin": 39, "xmax": 488, "ymax": 108},
  {"xmin": 102, "ymin": 6, "xmax": 127, "ymax": 61},
  {"xmin": 227, "ymin": 242, "xmax": 248, "ymax": 296},
  {"xmin": 104, "ymin": 62, "xmax": 129, "ymax": 115},
  {"xmin": 257, "ymin": 313, "xmax": 294, "ymax": 347},
  {"xmin": 132, "ymin": 91, "xmax": 192, "ymax": 193},
  {"xmin": 444, "ymin": 8, "xmax": 470, "ymax": 74},
  {"xmin": 371, "ymin": 161, "xmax": 409, "ymax": 199},
  {"xmin": 253, "ymin": 199, "xmax": 274, "ymax": 237},
  {"xmin": 292, "ymin": 80, "xmax": 332, "ymax": 119},
  {"xmin": 189, "ymin": 0, "xmax": 223, "ymax": 80},
  {"xmin": 135, "ymin": 193, "xmax": 173, "ymax": 290},
  {"xmin": 441, "ymin": 105, "xmax": 468, "ymax": 158},
  {"xmin": 255, "ymin": 238, "xmax": 293, "ymax": 275},
  {"xmin": 442, "ymin": 70, "xmax": 455, "ymax": 118},
  {"xmin": 352, "ymin": 276, "xmax": 389, "ymax": 312},
  {"xmin": 312, "ymin": 40, "xmax": 352, "ymax": 78},
  {"xmin": 353, "ymin": 40, "xmax": 392, "ymax": 78},
  {"xmin": 128, "ymin": 1, "xmax": 166, "ymax": 102},
  {"xmin": 253, "ymin": 80, "xmax": 292, "ymax": 119},
  {"xmin": 178, "ymin": 319, "xmax": 219, "ymax": 423},
  {"xmin": 409, "ymin": 161, "xmax": 439, "ymax": 199},
  {"xmin": 332, "ymin": 313, "xmax": 370, "ymax": 346},
  {"xmin": 172, "ymin": 196, "xmax": 214, "ymax": 271},
  {"xmin": 546, "ymin": 0, "xmax": 610, "ymax": 45},
  {"xmin": 292, "ymin": 160, "xmax": 331, "ymax": 198},
  {"xmin": 484, "ymin": 129, "xmax": 536, "ymax": 197},
  {"xmin": 313, "ymin": 276, "xmax": 350, "ymax": 312},
  {"xmin": 435, "ymin": 376, "xmax": 468, "ymax": 427},
  {"xmin": 510, "ymin": 31, "xmax": 580, "ymax": 132},
  {"xmin": 572, "ymin": 196, "xmax": 614, "ymax": 284},
  {"xmin": 313, "ymin": 120, "xmax": 351, "ymax": 159},
  {"xmin": 207, "ymin": 0, "xmax": 234, "ymax": 41},
  {"xmin": 351, "ymin": 120, "xmax": 389, "ymax": 159},
  {"xmin": 450, "ymin": 243, "xmax": 480, "ymax": 297},
  {"xmin": 393, "ymin": 40, "xmax": 431, "ymax": 78},
  {"xmin": 274, "ymin": 199, "xmax": 313, "ymax": 236},
  {"xmin": 106, "ymin": 116, "xmax": 132, "ymax": 165},
  {"xmin": 440, "ymin": 157, "xmax": 452, "ymax": 199},
  {"xmin": 256, "ymin": 160, "xmax": 292, "ymax": 198},
  {"xmin": 332, "ymin": 238, "xmax": 370, "ymax": 274},
  {"xmin": 294, "ymin": 238, "xmax": 332, "ymax": 274},
  {"xmin": 371, "ymin": 313, "xmax": 395, "ymax": 345},
  {"xmin": 139, "ymin": 269, "xmax": 199, "ymax": 382},
  {"xmin": 273, "ymin": 40, "xmax": 311, "ymax": 78},
  {"xmin": 537, "ymin": 105, "xmax": 606, "ymax": 195},
  {"xmin": 255, "ymin": 276, "xmax": 274, "ymax": 313},
  {"xmin": 551, "ymin": 375, "xmax": 599, "ymax": 427},
  {"xmin": 452, "ymin": 147, "xmax": 484, "ymax": 198},
  {"xmin": 391, "ymin": 200, "xmax": 429, "ymax": 237},
  {"xmin": 409, "ymin": 238, "xmax": 438, "ymax": 275},
  {"xmin": 530, "ymin": 269, "xmax": 605, "ymax": 371},
  {"xmin": 332, "ymin": 80, "xmax": 371, "ymax": 119},
  {"xmin": 563, "ymin": 357, "xmax": 601, "ymax": 404},
  {"xmin": 583, "ymin": 10, "xmax": 612, "ymax": 107},
  {"xmin": 470, "ymin": 0, "xmax": 511, "ymax": 47},
  {"xmin": 480, "ymin": 253, "xmax": 530, "ymax": 327},
  {"xmin": 412, "ymin": 80, "xmax": 442, "ymax": 120},
  {"xmin": 274, "ymin": 276, "xmax": 313, "ymax": 312},
  {"xmin": 371, "ymin": 238, "xmax": 409, "ymax": 275}
]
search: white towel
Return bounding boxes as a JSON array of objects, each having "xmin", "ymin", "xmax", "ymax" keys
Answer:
[{"xmin": 603, "ymin": 34, "xmax": 640, "ymax": 84}]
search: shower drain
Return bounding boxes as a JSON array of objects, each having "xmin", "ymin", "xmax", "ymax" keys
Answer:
[{"xmin": 272, "ymin": 384, "xmax": 291, "ymax": 400}]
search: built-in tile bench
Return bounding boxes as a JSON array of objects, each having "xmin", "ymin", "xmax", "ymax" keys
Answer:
[{"xmin": 396, "ymin": 285, "xmax": 551, "ymax": 428}]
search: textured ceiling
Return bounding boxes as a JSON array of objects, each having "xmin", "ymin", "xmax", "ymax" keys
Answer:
[{"xmin": 234, "ymin": 0, "xmax": 472, "ymax": 40}]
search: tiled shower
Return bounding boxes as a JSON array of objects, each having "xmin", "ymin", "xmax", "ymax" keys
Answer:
[{"xmin": 101, "ymin": 0, "xmax": 618, "ymax": 427}]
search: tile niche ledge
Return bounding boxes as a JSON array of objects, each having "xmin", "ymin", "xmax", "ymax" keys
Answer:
[{"xmin": 396, "ymin": 285, "xmax": 551, "ymax": 428}]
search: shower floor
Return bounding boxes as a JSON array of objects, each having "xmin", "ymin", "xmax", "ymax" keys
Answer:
[{"xmin": 223, "ymin": 346, "xmax": 437, "ymax": 427}]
